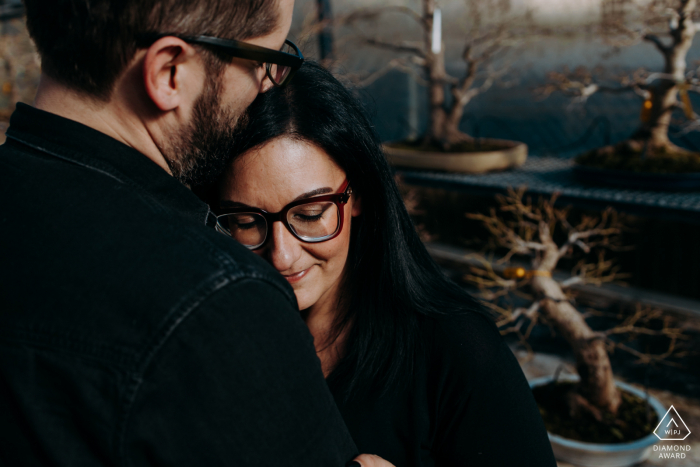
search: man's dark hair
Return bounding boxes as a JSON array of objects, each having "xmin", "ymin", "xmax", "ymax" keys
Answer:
[{"xmin": 24, "ymin": 0, "xmax": 279, "ymax": 101}]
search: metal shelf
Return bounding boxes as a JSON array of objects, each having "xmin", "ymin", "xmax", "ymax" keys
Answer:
[{"xmin": 397, "ymin": 157, "xmax": 700, "ymax": 224}]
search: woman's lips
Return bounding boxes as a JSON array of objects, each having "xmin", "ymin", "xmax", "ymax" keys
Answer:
[{"xmin": 282, "ymin": 267, "xmax": 311, "ymax": 284}]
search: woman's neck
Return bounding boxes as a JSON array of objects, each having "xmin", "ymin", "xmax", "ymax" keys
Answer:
[{"xmin": 301, "ymin": 287, "xmax": 348, "ymax": 378}]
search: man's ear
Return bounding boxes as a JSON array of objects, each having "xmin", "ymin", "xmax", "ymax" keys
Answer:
[{"xmin": 142, "ymin": 37, "xmax": 203, "ymax": 112}]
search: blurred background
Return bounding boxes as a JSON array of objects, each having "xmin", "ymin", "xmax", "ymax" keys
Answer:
[{"xmin": 1, "ymin": 1, "xmax": 698, "ymax": 465}]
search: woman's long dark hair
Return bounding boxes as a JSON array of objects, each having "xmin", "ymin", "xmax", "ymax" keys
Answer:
[{"xmin": 223, "ymin": 62, "xmax": 487, "ymax": 401}]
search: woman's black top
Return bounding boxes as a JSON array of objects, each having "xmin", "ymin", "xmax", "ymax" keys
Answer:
[{"xmin": 329, "ymin": 310, "xmax": 557, "ymax": 467}]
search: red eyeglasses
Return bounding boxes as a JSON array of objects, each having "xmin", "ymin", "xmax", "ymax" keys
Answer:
[{"xmin": 216, "ymin": 180, "xmax": 352, "ymax": 250}]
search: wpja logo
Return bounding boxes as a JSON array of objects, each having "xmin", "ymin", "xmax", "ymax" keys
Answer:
[
  {"xmin": 654, "ymin": 405, "xmax": 691, "ymax": 441},
  {"xmin": 652, "ymin": 405, "xmax": 692, "ymax": 460}
]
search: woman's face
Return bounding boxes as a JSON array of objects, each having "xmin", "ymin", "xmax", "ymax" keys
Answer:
[{"xmin": 219, "ymin": 137, "xmax": 361, "ymax": 312}]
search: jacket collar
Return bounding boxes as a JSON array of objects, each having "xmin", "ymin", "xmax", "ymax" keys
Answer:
[{"xmin": 6, "ymin": 103, "xmax": 216, "ymax": 227}]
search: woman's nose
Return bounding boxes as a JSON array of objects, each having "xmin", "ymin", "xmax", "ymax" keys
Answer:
[{"xmin": 266, "ymin": 221, "xmax": 302, "ymax": 272}]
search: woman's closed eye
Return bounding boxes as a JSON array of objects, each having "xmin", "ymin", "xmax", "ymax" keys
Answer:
[
  {"xmin": 293, "ymin": 203, "xmax": 332, "ymax": 223},
  {"xmin": 233, "ymin": 214, "xmax": 260, "ymax": 229},
  {"xmin": 236, "ymin": 221, "xmax": 258, "ymax": 229},
  {"xmin": 294, "ymin": 211, "xmax": 323, "ymax": 222}
]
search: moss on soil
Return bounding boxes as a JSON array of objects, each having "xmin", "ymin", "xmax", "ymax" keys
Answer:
[
  {"xmin": 576, "ymin": 143, "xmax": 700, "ymax": 174},
  {"xmin": 388, "ymin": 139, "xmax": 507, "ymax": 153},
  {"xmin": 532, "ymin": 381, "xmax": 658, "ymax": 444}
]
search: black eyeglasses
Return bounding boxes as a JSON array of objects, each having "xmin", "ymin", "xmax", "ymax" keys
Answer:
[
  {"xmin": 216, "ymin": 180, "xmax": 352, "ymax": 250},
  {"xmin": 139, "ymin": 34, "xmax": 304, "ymax": 87}
]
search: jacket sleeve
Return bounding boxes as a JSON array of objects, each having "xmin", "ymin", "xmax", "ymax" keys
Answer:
[
  {"xmin": 123, "ymin": 277, "xmax": 358, "ymax": 467},
  {"xmin": 430, "ymin": 311, "xmax": 557, "ymax": 467}
]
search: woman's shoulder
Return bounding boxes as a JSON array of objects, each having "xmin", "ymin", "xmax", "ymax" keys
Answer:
[
  {"xmin": 416, "ymin": 311, "xmax": 557, "ymax": 466},
  {"xmin": 418, "ymin": 308, "xmax": 513, "ymax": 380},
  {"xmin": 422, "ymin": 308, "xmax": 503, "ymax": 352}
]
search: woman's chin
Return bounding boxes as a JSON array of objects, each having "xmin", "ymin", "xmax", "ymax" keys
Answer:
[{"xmin": 294, "ymin": 290, "xmax": 316, "ymax": 311}]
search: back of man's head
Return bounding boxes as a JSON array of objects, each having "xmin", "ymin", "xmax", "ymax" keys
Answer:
[{"xmin": 24, "ymin": 0, "xmax": 279, "ymax": 102}]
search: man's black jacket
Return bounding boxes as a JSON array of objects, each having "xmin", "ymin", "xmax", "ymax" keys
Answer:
[{"xmin": 0, "ymin": 103, "xmax": 358, "ymax": 466}]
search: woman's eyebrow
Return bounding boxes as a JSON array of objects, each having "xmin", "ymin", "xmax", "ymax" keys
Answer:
[
  {"xmin": 293, "ymin": 187, "xmax": 332, "ymax": 201},
  {"xmin": 219, "ymin": 200, "xmax": 249, "ymax": 208},
  {"xmin": 219, "ymin": 187, "xmax": 333, "ymax": 209}
]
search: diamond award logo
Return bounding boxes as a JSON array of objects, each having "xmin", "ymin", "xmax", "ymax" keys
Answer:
[{"xmin": 653, "ymin": 405, "xmax": 691, "ymax": 441}]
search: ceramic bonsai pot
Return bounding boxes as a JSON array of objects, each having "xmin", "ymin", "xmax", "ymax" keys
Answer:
[
  {"xmin": 529, "ymin": 374, "xmax": 666, "ymax": 467},
  {"xmin": 383, "ymin": 138, "xmax": 527, "ymax": 174}
]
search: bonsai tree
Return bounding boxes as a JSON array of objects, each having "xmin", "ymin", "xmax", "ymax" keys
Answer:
[
  {"xmin": 341, "ymin": 0, "xmax": 524, "ymax": 150},
  {"xmin": 465, "ymin": 188, "xmax": 686, "ymax": 433},
  {"xmin": 540, "ymin": 0, "xmax": 700, "ymax": 171}
]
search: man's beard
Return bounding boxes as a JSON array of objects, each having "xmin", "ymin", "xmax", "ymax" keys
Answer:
[{"xmin": 161, "ymin": 74, "xmax": 248, "ymax": 188}]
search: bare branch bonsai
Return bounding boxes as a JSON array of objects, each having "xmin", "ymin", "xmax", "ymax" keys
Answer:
[
  {"xmin": 466, "ymin": 187, "xmax": 686, "ymax": 421},
  {"xmin": 342, "ymin": 0, "xmax": 524, "ymax": 150},
  {"xmin": 540, "ymin": 0, "xmax": 700, "ymax": 167}
]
